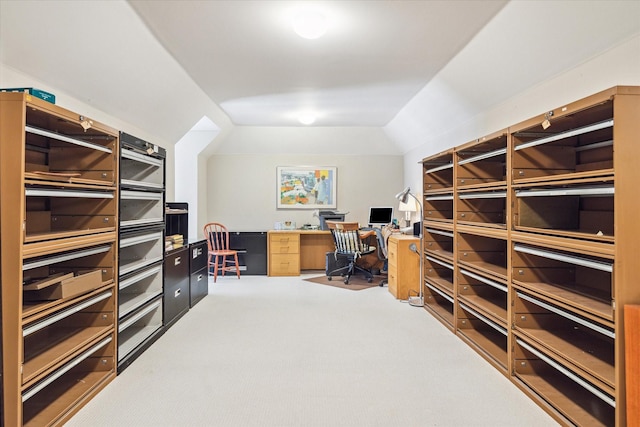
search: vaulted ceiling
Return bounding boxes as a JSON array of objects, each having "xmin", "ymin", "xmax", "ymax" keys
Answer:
[
  {"xmin": 128, "ymin": 0, "xmax": 506, "ymax": 127},
  {"xmin": 1, "ymin": 1, "xmax": 638, "ymax": 156}
]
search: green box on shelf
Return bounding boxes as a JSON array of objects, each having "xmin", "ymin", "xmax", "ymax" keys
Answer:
[{"xmin": 1, "ymin": 87, "xmax": 56, "ymax": 104}]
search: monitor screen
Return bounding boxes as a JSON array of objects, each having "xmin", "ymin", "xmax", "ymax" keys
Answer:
[{"xmin": 368, "ymin": 207, "xmax": 393, "ymax": 226}]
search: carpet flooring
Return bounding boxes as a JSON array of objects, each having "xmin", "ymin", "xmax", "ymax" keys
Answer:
[{"xmin": 66, "ymin": 275, "xmax": 559, "ymax": 427}]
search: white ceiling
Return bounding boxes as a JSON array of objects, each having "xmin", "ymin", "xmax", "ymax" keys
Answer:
[
  {"xmin": 128, "ymin": 0, "xmax": 507, "ymax": 127},
  {"xmin": 1, "ymin": 0, "xmax": 638, "ymax": 154}
]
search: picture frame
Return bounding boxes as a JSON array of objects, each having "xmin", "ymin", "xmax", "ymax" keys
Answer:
[{"xmin": 277, "ymin": 166, "xmax": 337, "ymax": 209}]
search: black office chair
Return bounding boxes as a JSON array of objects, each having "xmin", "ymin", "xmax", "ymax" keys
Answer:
[
  {"xmin": 326, "ymin": 222, "xmax": 375, "ymax": 284},
  {"xmin": 361, "ymin": 226, "xmax": 390, "ymax": 287}
]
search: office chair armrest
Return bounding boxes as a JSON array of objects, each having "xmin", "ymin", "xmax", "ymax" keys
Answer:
[{"xmin": 359, "ymin": 230, "xmax": 376, "ymax": 239}]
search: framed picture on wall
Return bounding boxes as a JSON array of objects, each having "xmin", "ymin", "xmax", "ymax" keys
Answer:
[{"xmin": 277, "ymin": 166, "xmax": 337, "ymax": 209}]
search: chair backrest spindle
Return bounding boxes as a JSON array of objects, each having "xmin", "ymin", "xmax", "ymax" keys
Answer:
[{"xmin": 203, "ymin": 222, "xmax": 231, "ymax": 252}]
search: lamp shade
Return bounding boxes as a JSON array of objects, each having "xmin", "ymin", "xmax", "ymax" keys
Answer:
[
  {"xmin": 395, "ymin": 186, "xmax": 411, "ymax": 203},
  {"xmin": 398, "ymin": 198, "xmax": 417, "ymax": 212}
]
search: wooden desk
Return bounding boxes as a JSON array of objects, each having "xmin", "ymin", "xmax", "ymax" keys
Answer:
[{"xmin": 267, "ymin": 230, "xmax": 334, "ymax": 276}]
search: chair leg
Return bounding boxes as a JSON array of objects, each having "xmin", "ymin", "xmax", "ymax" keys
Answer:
[
  {"xmin": 354, "ymin": 264, "xmax": 373, "ymax": 282},
  {"xmin": 213, "ymin": 255, "xmax": 219, "ymax": 283},
  {"xmin": 233, "ymin": 253, "xmax": 240, "ymax": 279},
  {"xmin": 343, "ymin": 262, "xmax": 355, "ymax": 284},
  {"xmin": 221, "ymin": 255, "xmax": 227, "ymax": 278}
]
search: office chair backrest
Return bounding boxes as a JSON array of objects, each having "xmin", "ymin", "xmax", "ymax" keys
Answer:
[{"xmin": 326, "ymin": 221, "xmax": 370, "ymax": 254}]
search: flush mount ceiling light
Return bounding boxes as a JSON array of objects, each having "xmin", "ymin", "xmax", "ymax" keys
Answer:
[
  {"xmin": 297, "ymin": 113, "xmax": 317, "ymax": 125},
  {"xmin": 292, "ymin": 9, "xmax": 327, "ymax": 39}
]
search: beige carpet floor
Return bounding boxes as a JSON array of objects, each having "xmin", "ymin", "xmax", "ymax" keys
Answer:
[{"xmin": 66, "ymin": 275, "xmax": 559, "ymax": 427}]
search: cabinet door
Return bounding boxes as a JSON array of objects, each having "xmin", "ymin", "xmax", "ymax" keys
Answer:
[
  {"xmin": 269, "ymin": 254, "xmax": 300, "ymax": 276},
  {"xmin": 164, "ymin": 248, "xmax": 189, "ymax": 327},
  {"xmin": 387, "ymin": 239, "xmax": 399, "ymax": 297},
  {"xmin": 189, "ymin": 241, "xmax": 207, "ymax": 274},
  {"xmin": 190, "ymin": 268, "xmax": 208, "ymax": 307},
  {"xmin": 230, "ymin": 232, "xmax": 267, "ymax": 275}
]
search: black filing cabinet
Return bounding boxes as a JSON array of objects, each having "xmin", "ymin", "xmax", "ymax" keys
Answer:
[
  {"xmin": 229, "ymin": 232, "xmax": 267, "ymax": 275},
  {"xmin": 189, "ymin": 240, "xmax": 208, "ymax": 307},
  {"xmin": 164, "ymin": 247, "xmax": 190, "ymax": 328}
]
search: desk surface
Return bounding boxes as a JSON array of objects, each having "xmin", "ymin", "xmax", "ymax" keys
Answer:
[{"xmin": 268, "ymin": 229, "xmax": 330, "ymax": 234}]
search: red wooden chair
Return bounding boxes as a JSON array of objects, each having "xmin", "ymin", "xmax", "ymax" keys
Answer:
[{"xmin": 203, "ymin": 222, "xmax": 240, "ymax": 283}]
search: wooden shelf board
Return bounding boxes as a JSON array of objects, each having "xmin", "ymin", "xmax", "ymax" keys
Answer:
[
  {"xmin": 22, "ymin": 231, "xmax": 117, "ymax": 259},
  {"xmin": 22, "ymin": 283, "xmax": 114, "ymax": 323},
  {"xmin": 23, "ymin": 326, "xmax": 112, "ymax": 386},
  {"xmin": 424, "ymin": 249, "xmax": 454, "ymax": 261},
  {"xmin": 515, "ymin": 367, "xmax": 613, "ymax": 427},
  {"xmin": 513, "ymin": 169, "xmax": 615, "ymax": 187},
  {"xmin": 512, "ymin": 280, "xmax": 612, "ymax": 323},
  {"xmin": 24, "ymin": 227, "xmax": 117, "ymax": 244},
  {"xmin": 424, "ymin": 300, "xmax": 454, "ymax": 330},
  {"xmin": 457, "ymin": 180, "xmax": 507, "ymax": 190},
  {"xmin": 457, "ymin": 260, "xmax": 507, "ymax": 280},
  {"xmin": 24, "ymin": 172, "xmax": 114, "ymax": 187},
  {"xmin": 457, "ymin": 328, "xmax": 508, "ymax": 371},
  {"xmin": 457, "ymin": 294, "xmax": 507, "ymax": 325},
  {"xmin": 513, "ymin": 225, "xmax": 614, "ymax": 244},
  {"xmin": 514, "ymin": 328, "xmax": 614, "ymax": 391},
  {"xmin": 424, "ymin": 277, "xmax": 454, "ymax": 295},
  {"xmin": 23, "ymin": 369, "xmax": 115, "ymax": 427},
  {"xmin": 23, "ymin": 178, "xmax": 117, "ymax": 191}
]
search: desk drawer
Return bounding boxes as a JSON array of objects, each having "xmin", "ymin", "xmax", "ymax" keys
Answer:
[
  {"xmin": 269, "ymin": 234, "xmax": 300, "ymax": 254},
  {"xmin": 269, "ymin": 254, "xmax": 300, "ymax": 276}
]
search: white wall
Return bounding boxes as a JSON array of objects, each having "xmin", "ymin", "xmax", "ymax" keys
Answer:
[
  {"xmin": 0, "ymin": 63, "xmax": 179, "ymax": 200},
  {"xmin": 204, "ymin": 153, "xmax": 403, "ymax": 235},
  {"xmin": 391, "ymin": 33, "xmax": 640, "ymax": 199},
  {"xmin": 175, "ymin": 126, "xmax": 219, "ymax": 240},
  {"xmin": 199, "ymin": 125, "xmax": 404, "ymax": 236}
]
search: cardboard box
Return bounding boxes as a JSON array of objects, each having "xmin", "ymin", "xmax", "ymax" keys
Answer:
[
  {"xmin": 1, "ymin": 87, "xmax": 56, "ymax": 104},
  {"xmin": 23, "ymin": 269, "xmax": 102, "ymax": 301}
]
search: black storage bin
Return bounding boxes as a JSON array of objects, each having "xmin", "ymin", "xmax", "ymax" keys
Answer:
[{"xmin": 325, "ymin": 251, "xmax": 348, "ymax": 276}]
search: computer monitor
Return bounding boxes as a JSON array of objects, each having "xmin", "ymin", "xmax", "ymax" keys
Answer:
[{"xmin": 368, "ymin": 207, "xmax": 393, "ymax": 227}]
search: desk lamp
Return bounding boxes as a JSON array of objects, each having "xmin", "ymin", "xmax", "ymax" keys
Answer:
[
  {"xmin": 398, "ymin": 198, "xmax": 417, "ymax": 227},
  {"xmin": 395, "ymin": 187, "xmax": 424, "ymax": 307}
]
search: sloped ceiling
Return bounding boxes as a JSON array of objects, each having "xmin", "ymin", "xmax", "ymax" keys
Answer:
[
  {"xmin": 128, "ymin": 0, "xmax": 506, "ymax": 127},
  {"xmin": 1, "ymin": 1, "xmax": 639, "ymax": 156},
  {"xmin": 1, "ymin": 0, "xmax": 505, "ymax": 149}
]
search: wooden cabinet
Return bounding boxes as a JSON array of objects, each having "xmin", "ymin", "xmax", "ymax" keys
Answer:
[
  {"xmin": 625, "ymin": 305, "xmax": 640, "ymax": 426},
  {"xmin": 267, "ymin": 231, "xmax": 300, "ymax": 276},
  {"xmin": 387, "ymin": 235, "xmax": 420, "ymax": 300},
  {"xmin": 421, "ymin": 86, "xmax": 640, "ymax": 427},
  {"xmin": 1, "ymin": 92, "xmax": 119, "ymax": 426}
]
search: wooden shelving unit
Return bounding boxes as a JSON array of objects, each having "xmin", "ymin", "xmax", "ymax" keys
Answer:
[
  {"xmin": 1, "ymin": 92, "xmax": 119, "ymax": 426},
  {"xmin": 421, "ymin": 86, "xmax": 640, "ymax": 426}
]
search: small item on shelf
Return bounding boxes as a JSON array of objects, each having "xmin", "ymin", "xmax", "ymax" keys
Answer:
[
  {"xmin": 274, "ymin": 221, "xmax": 296, "ymax": 230},
  {"xmin": 1, "ymin": 87, "xmax": 56, "ymax": 104},
  {"xmin": 23, "ymin": 269, "xmax": 102, "ymax": 301},
  {"xmin": 165, "ymin": 233, "xmax": 184, "ymax": 250}
]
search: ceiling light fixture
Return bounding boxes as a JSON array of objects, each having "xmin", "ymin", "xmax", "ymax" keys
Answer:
[
  {"xmin": 292, "ymin": 10, "xmax": 327, "ymax": 39},
  {"xmin": 297, "ymin": 113, "xmax": 317, "ymax": 125}
]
